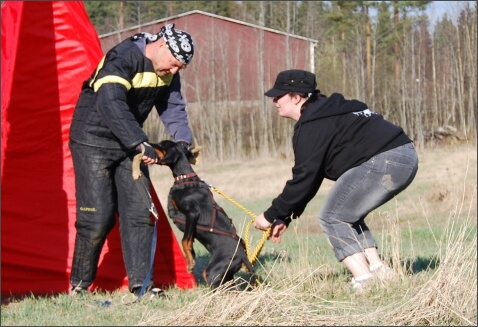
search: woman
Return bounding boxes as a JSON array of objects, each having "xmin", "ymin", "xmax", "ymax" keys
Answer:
[{"xmin": 253, "ymin": 69, "xmax": 418, "ymax": 291}]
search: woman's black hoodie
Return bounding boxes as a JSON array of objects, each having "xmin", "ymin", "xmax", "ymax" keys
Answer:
[{"xmin": 264, "ymin": 92, "xmax": 412, "ymax": 223}]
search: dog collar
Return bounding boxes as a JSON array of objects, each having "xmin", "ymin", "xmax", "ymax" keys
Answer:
[{"xmin": 174, "ymin": 173, "xmax": 197, "ymax": 181}]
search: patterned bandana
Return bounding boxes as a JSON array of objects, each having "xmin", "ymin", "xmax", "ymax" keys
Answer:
[{"xmin": 131, "ymin": 23, "xmax": 194, "ymax": 65}]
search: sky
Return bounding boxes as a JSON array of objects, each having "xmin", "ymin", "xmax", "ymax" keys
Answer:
[{"xmin": 426, "ymin": 1, "xmax": 476, "ymax": 26}]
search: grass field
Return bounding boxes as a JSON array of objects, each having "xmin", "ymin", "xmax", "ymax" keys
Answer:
[{"xmin": 1, "ymin": 143, "xmax": 476, "ymax": 326}]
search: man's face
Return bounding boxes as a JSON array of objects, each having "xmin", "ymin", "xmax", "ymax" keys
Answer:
[{"xmin": 150, "ymin": 39, "xmax": 186, "ymax": 76}]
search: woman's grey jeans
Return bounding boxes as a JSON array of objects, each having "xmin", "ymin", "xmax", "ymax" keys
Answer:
[{"xmin": 318, "ymin": 142, "xmax": 418, "ymax": 261}]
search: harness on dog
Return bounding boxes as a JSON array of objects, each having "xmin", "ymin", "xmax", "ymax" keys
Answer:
[
  {"xmin": 167, "ymin": 178, "xmax": 240, "ymax": 240},
  {"xmin": 207, "ymin": 183, "xmax": 270, "ymax": 267}
]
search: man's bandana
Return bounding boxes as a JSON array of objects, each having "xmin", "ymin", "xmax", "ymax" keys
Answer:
[{"xmin": 131, "ymin": 23, "xmax": 194, "ymax": 65}]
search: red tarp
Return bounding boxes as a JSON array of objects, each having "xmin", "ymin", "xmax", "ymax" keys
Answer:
[{"xmin": 1, "ymin": 1, "xmax": 196, "ymax": 297}]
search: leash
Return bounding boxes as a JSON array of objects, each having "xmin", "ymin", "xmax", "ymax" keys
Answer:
[
  {"xmin": 206, "ymin": 182, "xmax": 270, "ymax": 266},
  {"xmin": 133, "ymin": 170, "xmax": 159, "ymax": 301}
]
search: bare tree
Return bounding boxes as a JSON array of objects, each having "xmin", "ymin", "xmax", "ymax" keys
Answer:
[{"xmin": 94, "ymin": 1, "xmax": 476, "ymax": 159}]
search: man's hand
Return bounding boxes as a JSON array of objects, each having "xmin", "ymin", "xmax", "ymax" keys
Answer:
[
  {"xmin": 136, "ymin": 142, "xmax": 158, "ymax": 165},
  {"xmin": 177, "ymin": 141, "xmax": 193, "ymax": 157},
  {"xmin": 177, "ymin": 141, "xmax": 190, "ymax": 151}
]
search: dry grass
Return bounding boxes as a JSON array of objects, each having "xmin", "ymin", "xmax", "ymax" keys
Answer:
[
  {"xmin": 150, "ymin": 143, "xmax": 477, "ymax": 232},
  {"xmin": 140, "ymin": 143, "xmax": 477, "ymax": 326},
  {"xmin": 2, "ymin": 143, "xmax": 476, "ymax": 326},
  {"xmin": 136, "ymin": 212, "xmax": 476, "ymax": 326}
]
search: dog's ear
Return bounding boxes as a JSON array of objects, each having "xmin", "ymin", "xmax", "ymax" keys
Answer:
[
  {"xmin": 157, "ymin": 147, "xmax": 182, "ymax": 166},
  {"xmin": 189, "ymin": 145, "xmax": 203, "ymax": 165}
]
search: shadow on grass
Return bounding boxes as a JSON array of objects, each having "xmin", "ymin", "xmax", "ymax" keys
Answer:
[
  {"xmin": 190, "ymin": 252, "xmax": 441, "ymax": 293},
  {"xmin": 404, "ymin": 255, "xmax": 440, "ymax": 274},
  {"xmin": 380, "ymin": 255, "xmax": 440, "ymax": 275},
  {"xmin": 190, "ymin": 254, "xmax": 259, "ymax": 291}
]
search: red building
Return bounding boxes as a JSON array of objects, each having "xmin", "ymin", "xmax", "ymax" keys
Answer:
[{"xmin": 99, "ymin": 10, "xmax": 318, "ymax": 104}]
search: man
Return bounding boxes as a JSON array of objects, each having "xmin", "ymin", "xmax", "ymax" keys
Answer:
[{"xmin": 69, "ymin": 23, "xmax": 194, "ymax": 298}]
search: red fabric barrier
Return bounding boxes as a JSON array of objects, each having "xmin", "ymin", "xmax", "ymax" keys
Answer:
[{"xmin": 1, "ymin": 1, "xmax": 196, "ymax": 297}]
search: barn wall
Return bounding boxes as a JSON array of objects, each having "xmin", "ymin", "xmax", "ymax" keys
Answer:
[{"xmin": 99, "ymin": 12, "xmax": 313, "ymax": 104}]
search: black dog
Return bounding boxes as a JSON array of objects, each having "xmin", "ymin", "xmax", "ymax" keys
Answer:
[{"xmin": 151, "ymin": 140, "xmax": 257, "ymax": 290}]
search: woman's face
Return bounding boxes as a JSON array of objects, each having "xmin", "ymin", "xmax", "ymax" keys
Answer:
[{"xmin": 272, "ymin": 93, "xmax": 301, "ymax": 121}]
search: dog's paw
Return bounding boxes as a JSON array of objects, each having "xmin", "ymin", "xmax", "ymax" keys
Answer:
[{"xmin": 187, "ymin": 260, "xmax": 196, "ymax": 273}]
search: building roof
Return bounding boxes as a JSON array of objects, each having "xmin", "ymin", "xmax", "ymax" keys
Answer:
[{"xmin": 99, "ymin": 9, "xmax": 318, "ymax": 44}]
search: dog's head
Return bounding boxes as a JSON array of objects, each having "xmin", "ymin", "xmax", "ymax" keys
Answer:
[{"xmin": 152, "ymin": 140, "xmax": 202, "ymax": 166}]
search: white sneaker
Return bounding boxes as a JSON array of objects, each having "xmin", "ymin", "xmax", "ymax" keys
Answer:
[
  {"xmin": 350, "ymin": 273, "xmax": 374, "ymax": 292},
  {"xmin": 133, "ymin": 286, "xmax": 166, "ymax": 300},
  {"xmin": 370, "ymin": 264, "xmax": 396, "ymax": 280}
]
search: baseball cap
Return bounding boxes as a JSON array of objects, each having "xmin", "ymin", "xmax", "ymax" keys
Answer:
[{"xmin": 264, "ymin": 69, "xmax": 317, "ymax": 97}]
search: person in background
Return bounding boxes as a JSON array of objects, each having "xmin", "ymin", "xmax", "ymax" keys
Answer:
[
  {"xmin": 253, "ymin": 69, "xmax": 418, "ymax": 291},
  {"xmin": 69, "ymin": 23, "xmax": 194, "ymax": 298}
]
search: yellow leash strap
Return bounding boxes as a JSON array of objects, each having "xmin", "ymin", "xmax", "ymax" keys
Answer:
[{"xmin": 207, "ymin": 183, "xmax": 270, "ymax": 265}]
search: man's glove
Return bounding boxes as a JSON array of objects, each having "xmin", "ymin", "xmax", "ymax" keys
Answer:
[
  {"xmin": 177, "ymin": 141, "xmax": 193, "ymax": 157},
  {"xmin": 177, "ymin": 141, "xmax": 190, "ymax": 151},
  {"xmin": 136, "ymin": 142, "xmax": 158, "ymax": 160}
]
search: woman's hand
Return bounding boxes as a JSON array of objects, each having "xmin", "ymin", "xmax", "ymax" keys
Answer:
[
  {"xmin": 253, "ymin": 213, "xmax": 271, "ymax": 231},
  {"xmin": 253, "ymin": 213, "xmax": 288, "ymax": 243},
  {"xmin": 269, "ymin": 221, "xmax": 287, "ymax": 243}
]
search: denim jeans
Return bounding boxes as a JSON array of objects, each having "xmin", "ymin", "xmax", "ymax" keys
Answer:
[{"xmin": 318, "ymin": 143, "xmax": 418, "ymax": 261}]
